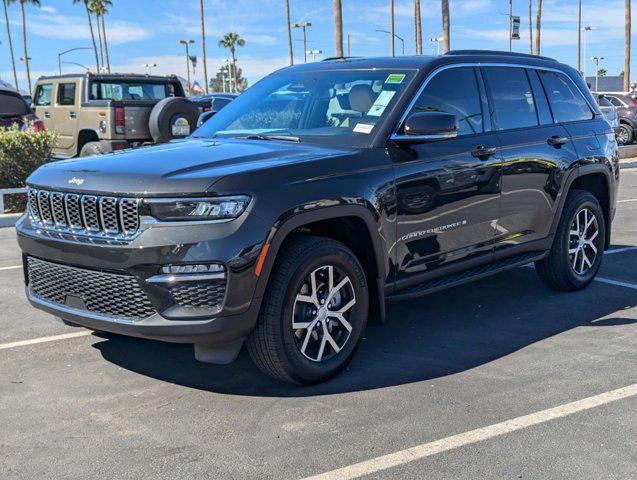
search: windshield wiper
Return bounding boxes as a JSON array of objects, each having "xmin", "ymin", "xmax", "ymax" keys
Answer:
[{"xmin": 243, "ymin": 134, "xmax": 301, "ymax": 143}]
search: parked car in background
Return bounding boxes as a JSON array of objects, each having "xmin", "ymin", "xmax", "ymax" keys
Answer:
[
  {"xmin": 20, "ymin": 90, "xmax": 33, "ymax": 109},
  {"xmin": 595, "ymin": 95, "xmax": 620, "ymax": 135},
  {"xmin": 32, "ymin": 73, "xmax": 201, "ymax": 157},
  {"xmin": 596, "ymin": 92, "xmax": 637, "ymax": 145},
  {"xmin": 0, "ymin": 87, "xmax": 45, "ymax": 132},
  {"xmin": 189, "ymin": 93, "xmax": 238, "ymax": 126}
]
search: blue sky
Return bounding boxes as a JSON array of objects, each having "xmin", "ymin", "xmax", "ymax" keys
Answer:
[{"xmin": 1, "ymin": 0, "xmax": 635, "ymax": 92}]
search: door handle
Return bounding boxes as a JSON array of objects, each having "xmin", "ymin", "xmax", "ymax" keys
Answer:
[
  {"xmin": 471, "ymin": 145, "xmax": 497, "ymax": 159},
  {"xmin": 44, "ymin": 111, "xmax": 50, "ymax": 118},
  {"xmin": 69, "ymin": 112, "xmax": 77, "ymax": 119},
  {"xmin": 547, "ymin": 135, "xmax": 568, "ymax": 147}
]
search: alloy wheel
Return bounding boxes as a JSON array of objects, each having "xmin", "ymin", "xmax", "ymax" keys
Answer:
[
  {"xmin": 568, "ymin": 207, "xmax": 599, "ymax": 275},
  {"xmin": 617, "ymin": 125, "xmax": 631, "ymax": 145},
  {"xmin": 292, "ymin": 265, "xmax": 356, "ymax": 362}
]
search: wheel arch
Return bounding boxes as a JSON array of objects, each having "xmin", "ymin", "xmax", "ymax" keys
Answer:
[
  {"xmin": 76, "ymin": 129, "xmax": 100, "ymax": 156},
  {"xmin": 254, "ymin": 205, "xmax": 388, "ymax": 325}
]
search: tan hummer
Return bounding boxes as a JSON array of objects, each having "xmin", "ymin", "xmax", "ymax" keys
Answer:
[{"xmin": 32, "ymin": 73, "xmax": 201, "ymax": 157}]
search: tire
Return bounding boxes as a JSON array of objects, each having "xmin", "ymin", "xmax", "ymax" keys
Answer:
[
  {"xmin": 535, "ymin": 189, "xmax": 606, "ymax": 291},
  {"xmin": 246, "ymin": 236, "xmax": 369, "ymax": 385},
  {"xmin": 617, "ymin": 123, "xmax": 633, "ymax": 146},
  {"xmin": 79, "ymin": 141, "xmax": 105, "ymax": 157},
  {"xmin": 148, "ymin": 97, "xmax": 199, "ymax": 144}
]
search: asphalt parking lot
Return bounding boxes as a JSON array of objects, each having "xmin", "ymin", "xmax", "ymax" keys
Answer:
[{"xmin": 1, "ymin": 166, "xmax": 636, "ymax": 480}]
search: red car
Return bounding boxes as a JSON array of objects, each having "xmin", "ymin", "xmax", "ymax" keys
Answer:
[{"xmin": 0, "ymin": 87, "xmax": 45, "ymax": 132}]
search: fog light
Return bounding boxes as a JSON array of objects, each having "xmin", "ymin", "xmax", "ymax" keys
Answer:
[
  {"xmin": 147, "ymin": 263, "xmax": 226, "ymax": 284},
  {"xmin": 161, "ymin": 264, "xmax": 225, "ymax": 274}
]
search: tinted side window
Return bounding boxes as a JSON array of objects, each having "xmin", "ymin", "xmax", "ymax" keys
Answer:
[
  {"xmin": 538, "ymin": 71, "xmax": 593, "ymax": 123},
  {"xmin": 527, "ymin": 70, "xmax": 554, "ymax": 125},
  {"xmin": 34, "ymin": 84, "xmax": 53, "ymax": 107},
  {"xmin": 0, "ymin": 92, "xmax": 28, "ymax": 116},
  {"xmin": 608, "ymin": 96, "xmax": 624, "ymax": 107},
  {"xmin": 57, "ymin": 83, "xmax": 76, "ymax": 106},
  {"xmin": 410, "ymin": 67, "xmax": 483, "ymax": 136},
  {"xmin": 484, "ymin": 67, "xmax": 538, "ymax": 130}
]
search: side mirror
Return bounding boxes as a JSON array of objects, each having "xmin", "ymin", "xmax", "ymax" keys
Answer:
[
  {"xmin": 197, "ymin": 110, "xmax": 215, "ymax": 128},
  {"xmin": 393, "ymin": 111, "xmax": 458, "ymax": 142}
]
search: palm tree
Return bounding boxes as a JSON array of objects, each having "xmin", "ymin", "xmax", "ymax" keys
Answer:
[
  {"xmin": 415, "ymin": 0, "xmax": 422, "ymax": 55},
  {"xmin": 8, "ymin": 0, "xmax": 39, "ymax": 94},
  {"xmin": 285, "ymin": 0, "xmax": 293, "ymax": 65},
  {"xmin": 90, "ymin": 1, "xmax": 111, "ymax": 72},
  {"xmin": 218, "ymin": 32, "xmax": 245, "ymax": 93},
  {"xmin": 529, "ymin": 0, "xmax": 533, "ymax": 55},
  {"xmin": 93, "ymin": 5, "xmax": 104, "ymax": 67},
  {"xmin": 73, "ymin": 0, "xmax": 100, "ymax": 72},
  {"xmin": 199, "ymin": 0, "xmax": 209, "ymax": 94},
  {"xmin": 441, "ymin": 0, "xmax": 450, "ymax": 54},
  {"xmin": 577, "ymin": 0, "xmax": 581, "ymax": 71},
  {"xmin": 99, "ymin": 0, "xmax": 111, "ymax": 73},
  {"xmin": 624, "ymin": 0, "xmax": 631, "ymax": 92},
  {"xmin": 535, "ymin": 0, "xmax": 542, "ymax": 55},
  {"xmin": 2, "ymin": 0, "xmax": 19, "ymax": 89},
  {"xmin": 334, "ymin": 0, "xmax": 343, "ymax": 58}
]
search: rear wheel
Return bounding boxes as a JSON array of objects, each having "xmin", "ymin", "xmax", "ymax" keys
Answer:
[
  {"xmin": 617, "ymin": 123, "xmax": 633, "ymax": 145},
  {"xmin": 246, "ymin": 236, "xmax": 369, "ymax": 384},
  {"xmin": 535, "ymin": 190, "xmax": 605, "ymax": 291},
  {"xmin": 79, "ymin": 141, "xmax": 105, "ymax": 157}
]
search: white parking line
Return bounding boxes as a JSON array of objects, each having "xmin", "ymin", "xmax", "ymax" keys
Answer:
[
  {"xmin": 593, "ymin": 277, "xmax": 637, "ymax": 290},
  {"xmin": 0, "ymin": 331, "xmax": 92, "ymax": 351},
  {"xmin": 617, "ymin": 198, "xmax": 637, "ymax": 203},
  {"xmin": 606, "ymin": 246, "xmax": 637, "ymax": 255},
  {"xmin": 0, "ymin": 265, "xmax": 21, "ymax": 271},
  {"xmin": 301, "ymin": 384, "xmax": 637, "ymax": 480}
]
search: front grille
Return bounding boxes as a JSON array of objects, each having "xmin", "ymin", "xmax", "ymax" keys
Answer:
[
  {"xmin": 169, "ymin": 281, "xmax": 226, "ymax": 309},
  {"xmin": 28, "ymin": 187, "xmax": 141, "ymax": 240},
  {"xmin": 27, "ymin": 257, "xmax": 156, "ymax": 320}
]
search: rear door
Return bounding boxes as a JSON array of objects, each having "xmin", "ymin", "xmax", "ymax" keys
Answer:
[
  {"xmin": 33, "ymin": 82, "xmax": 54, "ymax": 128},
  {"xmin": 392, "ymin": 66, "xmax": 501, "ymax": 284},
  {"xmin": 51, "ymin": 81, "xmax": 80, "ymax": 155},
  {"xmin": 482, "ymin": 66, "xmax": 579, "ymax": 256}
]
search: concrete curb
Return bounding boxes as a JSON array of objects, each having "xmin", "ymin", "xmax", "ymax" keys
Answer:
[
  {"xmin": 0, "ymin": 214, "xmax": 21, "ymax": 228},
  {"xmin": 619, "ymin": 145, "xmax": 637, "ymax": 159}
]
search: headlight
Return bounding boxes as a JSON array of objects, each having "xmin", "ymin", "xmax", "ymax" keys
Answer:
[{"xmin": 147, "ymin": 195, "xmax": 250, "ymax": 221}]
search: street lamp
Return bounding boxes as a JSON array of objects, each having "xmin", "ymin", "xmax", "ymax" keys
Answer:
[
  {"xmin": 58, "ymin": 47, "xmax": 93, "ymax": 75},
  {"xmin": 142, "ymin": 63, "xmax": 157, "ymax": 75},
  {"xmin": 306, "ymin": 49, "xmax": 323, "ymax": 62},
  {"xmin": 62, "ymin": 61, "xmax": 90, "ymax": 72},
  {"xmin": 292, "ymin": 22, "xmax": 312, "ymax": 63},
  {"xmin": 177, "ymin": 40, "xmax": 195, "ymax": 95},
  {"xmin": 581, "ymin": 26, "xmax": 593, "ymax": 81},
  {"xmin": 376, "ymin": 29, "xmax": 404, "ymax": 55},
  {"xmin": 592, "ymin": 56, "xmax": 604, "ymax": 92},
  {"xmin": 430, "ymin": 37, "xmax": 443, "ymax": 56}
]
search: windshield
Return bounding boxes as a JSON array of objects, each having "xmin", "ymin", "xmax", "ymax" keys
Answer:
[
  {"xmin": 194, "ymin": 68, "xmax": 416, "ymax": 147},
  {"xmin": 89, "ymin": 81, "xmax": 176, "ymax": 101}
]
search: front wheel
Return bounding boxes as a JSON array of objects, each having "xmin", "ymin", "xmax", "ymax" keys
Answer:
[
  {"xmin": 246, "ymin": 236, "xmax": 369, "ymax": 384},
  {"xmin": 535, "ymin": 190, "xmax": 606, "ymax": 291}
]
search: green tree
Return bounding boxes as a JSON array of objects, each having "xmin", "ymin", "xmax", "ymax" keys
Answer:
[
  {"xmin": 73, "ymin": 0, "xmax": 100, "ymax": 72},
  {"xmin": 2, "ymin": 0, "xmax": 19, "ymax": 90},
  {"xmin": 90, "ymin": 0, "xmax": 112, "ymax": 73},
  {"xmin": 218, "ymin": 32, "xmax": 245, "ymax": 93},
  {"xmin": 209, "ymin": 65, "xmax": 247, "ymax": 93},
  {"xmin": 7, "ymin": 0, "xmax": 40, "ymax": 94},
  {"xmin": 597, "ymin": 68, "xmax": 607, "ymax": 77}
]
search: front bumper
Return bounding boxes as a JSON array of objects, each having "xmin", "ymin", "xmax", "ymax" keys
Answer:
[{"xmin": 16, "ymin": 211, "xmax": 271, "ymax": 345}]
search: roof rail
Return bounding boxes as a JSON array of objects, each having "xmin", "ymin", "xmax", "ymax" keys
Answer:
[
  {"xmin": 445, "ymin": 50, "xmax": 557, "ymax": 62},
  {"xmin": 321, "ymin": 56, "xmax": 362, "ymax": 62}
]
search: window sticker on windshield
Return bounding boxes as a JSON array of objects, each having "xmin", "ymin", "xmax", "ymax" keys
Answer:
[
  {"xmin": 367, "ymin": 90, "xmax": 396, "ymax": 117},
  {"xmin": 385, "ymin": 74, "xmax": 405, "ymax": 84},
  {"xmin": 353, "ymin": 123, "xmax": 374, "ymax": 134}
]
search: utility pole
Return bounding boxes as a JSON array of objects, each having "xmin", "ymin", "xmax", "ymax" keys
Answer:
[
  {"xmin": 582, "ymin": 26, "xmax": 592, "ymax": 83},
  {"xmin": 592, "ymin": 56, "xmax": 604, "ymax": 91},
  {"xmin": 390, "ymin": 0, "xmax": 395, "ymax": 57},
  {"xmin": 292, "ymin": 22, "xmax": 312, "ymax": 63},
  {"xmin": 577, "ymin": 0, "xmax": 582, "ymax": 73},
  {"xmin": 509, "ymin": 0, "xmax": 513, "ymax": 52},
  {"xmin": 347, "ymin": 33, "xmax": 351, "ymax": 57},
  {"xmin": 178, "ymin": 40, "xmax": 195, "ymax": 95}
]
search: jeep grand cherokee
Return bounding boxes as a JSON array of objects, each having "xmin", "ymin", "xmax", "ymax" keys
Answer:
[{"xmin": 17, "ymin": 51, "xmax": 619, "ymax": 384}]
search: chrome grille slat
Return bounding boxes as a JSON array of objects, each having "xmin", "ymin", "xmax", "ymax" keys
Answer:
[{"xmin": 27, "ymin": 187, "xmax": 141, "ymax": 241}]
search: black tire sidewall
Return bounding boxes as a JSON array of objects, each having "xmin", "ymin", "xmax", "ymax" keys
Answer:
[
  {"xmin": 149, "ymin": 98, "xmax": 199, "ymax": 143},
  {"xmin": 618, "ymin": 124, "xmax": 633, "ymax": 145},
  {"xmin": 79, "ymin": 141, "xmax": 104, "ymax": 157},
  {"xmin": 277, "ymin": 244, "xmax": 368, "ymax": 383},
  {"xmin": 558, "ymin": 194, "xmax": 606, "ymax": 287}
]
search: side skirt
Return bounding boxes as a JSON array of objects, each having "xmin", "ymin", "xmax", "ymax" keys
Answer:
[{"xmin": 386, "ymin": 251, "xmax": 548, "ymax": 302}]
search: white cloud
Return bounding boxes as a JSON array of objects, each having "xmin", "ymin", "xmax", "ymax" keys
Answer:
[{"xmin": 39, "ymin": 6, "xmax": 57, "ymax": 14}]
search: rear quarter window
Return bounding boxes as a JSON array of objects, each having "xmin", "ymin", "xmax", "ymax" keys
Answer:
[
  {"xmin": 538, "ymin": 71, "xmax": 593, "ymax": 123},
  {"xmin": 57, "ymin": 83, "xmax": 77, "ymax": 106}
]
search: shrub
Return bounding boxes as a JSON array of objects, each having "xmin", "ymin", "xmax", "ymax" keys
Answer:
[{"xmin": 0, "ymin": 125, "xmax": 57, "ymax": 213}]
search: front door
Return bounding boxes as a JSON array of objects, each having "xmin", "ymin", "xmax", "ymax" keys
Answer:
[
  {"xmin": 51, "ymin": 81, "xmax": 79, "ymax": 156},
  {"xmin": 392, "ymin": 66, "xmax": 501, "ymax": 284}
]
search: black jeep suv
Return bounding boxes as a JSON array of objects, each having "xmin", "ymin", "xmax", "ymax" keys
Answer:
[{"xmin": 18, "ymin": 51, "xmax": 619, "ymax": 384}]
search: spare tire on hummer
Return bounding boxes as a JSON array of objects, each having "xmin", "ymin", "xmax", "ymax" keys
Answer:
[{"xmin": 149, "ymin": 97, "xmax": 199, "ymax": 144}]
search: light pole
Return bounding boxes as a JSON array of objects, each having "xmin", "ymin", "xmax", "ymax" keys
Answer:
[
  {"xmin": 390, "ymin": 0, "xmax": 395, "ymax": 56},
  {"xmin": 292, "ymin": 22, "xmax": 312, "ymax": 63},
  {"xmin": 509, "ymin": 0, "xmax": 513, "ymax": 52},
  {"xmin": 581, "ymin": 26, "xmax": 593, "ymax": 81},
  {"xmin": 58, "ymin": 47, "xmax": 92, "ymax": 75},
  {"xmin": 430, "ymin": 37, "xmax": 443, "ymax": 56},
  {"xmin": 142, "ymin": 63, "xmax": 157, "ymax": 75},
  {"xmin": 178, "ymin": 40, "xmax": 195, "ymax": 95},
  {"xmin": 62, "ymin": 61, "xmax": 90, "ymax": 72},
  {"xmin": 592, "ymin": 56, "xmax": 604, "ymax": 92},
  {"xmin": 306, "ymin": 49, "xmax": 323, "ymax": 62},
  {"xmin": 376, "ymin": 29, "xmax": 404, "ymax": 55}
]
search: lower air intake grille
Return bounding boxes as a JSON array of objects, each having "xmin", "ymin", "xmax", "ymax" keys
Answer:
[
  {"xmin": 169, "ymin": 281, "xmax": 226, "ymax": 309},
  {"xmin": 27, "ymin": 257, "xmax": 156, "ymax": 320}
]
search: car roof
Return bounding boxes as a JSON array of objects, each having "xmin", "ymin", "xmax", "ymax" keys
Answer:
[{"xmin": 36, "ymin": 73, "xmax": 180, "ymax": 82}]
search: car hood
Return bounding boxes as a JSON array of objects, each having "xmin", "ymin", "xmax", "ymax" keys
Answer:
[{"xmin": 27, "ymin": 138, "xmax": 349, "ymax": 196}]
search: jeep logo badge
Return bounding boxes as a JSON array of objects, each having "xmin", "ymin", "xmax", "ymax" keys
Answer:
[{"xmin": 68, "ymin": 177, "xmax": 85, "ymax": 186}]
